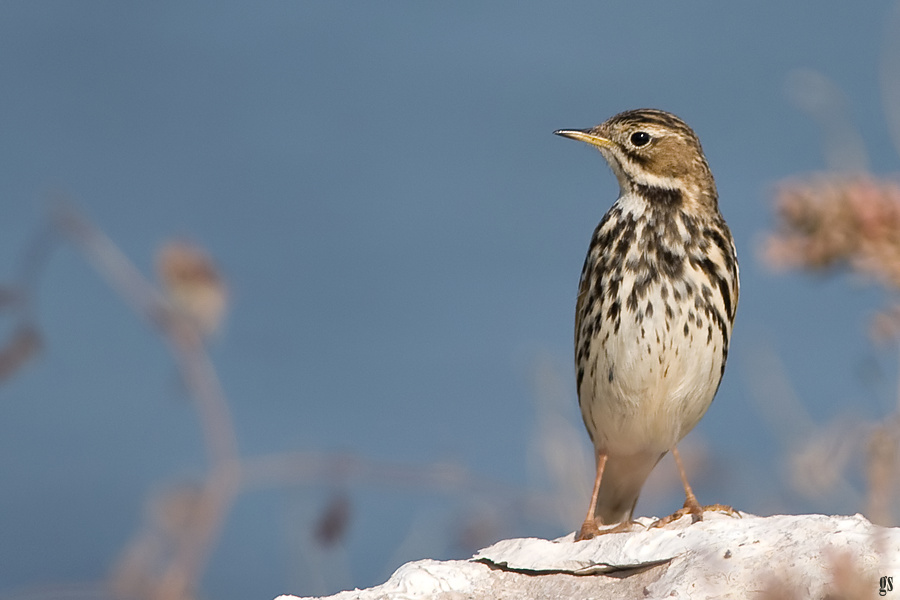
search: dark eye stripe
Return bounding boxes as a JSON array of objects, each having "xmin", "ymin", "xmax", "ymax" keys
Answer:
[{"xmin": 622, "ymin": 147, "xmax": 651, "ymax": 165}]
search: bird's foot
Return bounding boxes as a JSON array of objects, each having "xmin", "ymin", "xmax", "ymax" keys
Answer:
[
  {"xmin": 652, "ymin": 503, "xmax": 740, "ymax": 529},
  {"xmin": 575, "ymin": 519, "xmax": 636, "ymax": 541}
]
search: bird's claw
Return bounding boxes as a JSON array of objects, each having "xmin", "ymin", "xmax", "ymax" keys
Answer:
[
  {"xmin": 575, "ymin": 519, "xmax": 637, "ymax": 541},
  {"xmin": 652, "ymin": 503, "xmax": 740, "ymax": 528}
]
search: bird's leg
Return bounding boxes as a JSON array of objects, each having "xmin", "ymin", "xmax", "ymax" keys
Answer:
[
  {"xmin": 673, "ymin": 445, "xmax": 702, "ymax": 519},
  {"xmin": 653, "ymin": 446, "xmax": 739, "ymax": 528},
  {"xmin": 575, "ymin": 452, "xmax": 607, "ymax": 541}
]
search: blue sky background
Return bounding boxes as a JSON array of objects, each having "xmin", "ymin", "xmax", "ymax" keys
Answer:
[{"xmin": 1, "ymin": 2, "xmax": 898, "ymax": 598}]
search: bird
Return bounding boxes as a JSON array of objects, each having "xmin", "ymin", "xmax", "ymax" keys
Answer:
[{"xmin": 554, "ymin": 109, "xmax": 739, "ymax": 541}]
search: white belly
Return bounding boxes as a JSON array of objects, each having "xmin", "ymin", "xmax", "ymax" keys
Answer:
[{"xmin": 578, "ymin": 280, "xmax": 726, "ymax": 456}]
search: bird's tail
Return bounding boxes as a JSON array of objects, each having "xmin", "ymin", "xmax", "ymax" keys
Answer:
[{"xmin": 594, "ymin": 450, "xmax": 666, "ymax": 525}]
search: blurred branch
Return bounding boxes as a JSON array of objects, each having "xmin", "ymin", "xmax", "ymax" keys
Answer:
[
  {"xmin": 760, "ymin": 28, "xmax": 900, "ymax": 524},
  {"xmin": 50, "ymin": 204, "xmax": 239, "ymax": 600},
  {"xmin": 786, "ymin": 69, "xmax": 868, "ymax": 172},
  {"xmin": 0, "ymin": 217, "xmax": 54, "ymax": 382},
  {"xmin": 9, "ymin": 201, "xmax": 561, "ymax": 599},
  {"xmin": 762, "ymin": 175, "xmax": 900, "ymax": 525},
  {"xmin": 0, "ymin": 324, "xmax": 41, "ymax": 382}
]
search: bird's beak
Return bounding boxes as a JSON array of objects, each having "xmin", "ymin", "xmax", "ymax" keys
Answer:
[{"xmin": 553, "ymin": 129, "xmax": 614, "ymax": 149}]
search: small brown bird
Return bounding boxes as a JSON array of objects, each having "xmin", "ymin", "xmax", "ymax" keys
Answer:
[{"xmin": 555, "ymin": 109, "xmax": 739, "ymax": 540}]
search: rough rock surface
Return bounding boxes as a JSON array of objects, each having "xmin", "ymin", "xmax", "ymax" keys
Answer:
[{"xmin": 276, "ymin": 512, "xmax": 900, "ymax": 600}]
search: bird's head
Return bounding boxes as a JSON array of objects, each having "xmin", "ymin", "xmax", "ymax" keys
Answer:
[{"xmin": 555, "ymin": 108, "xmax": 717, "ymax": 209}]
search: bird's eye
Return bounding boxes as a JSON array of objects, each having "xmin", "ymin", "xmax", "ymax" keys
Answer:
[{"xmin": 630, "ymin": 131, "xmax": 651, "ymax": 147}]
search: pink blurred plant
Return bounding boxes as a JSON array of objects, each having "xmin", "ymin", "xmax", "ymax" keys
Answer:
[
  {"xmin": 765, "ymin": 174, "xmax": 900, "ymax": 342},
  {"xmin": 766, "ymin": 175, "xmax": 900, "ymax": 284},
  {"xmin": 764, "ymin": 173, "xmax": 900, "ymax": 525}
]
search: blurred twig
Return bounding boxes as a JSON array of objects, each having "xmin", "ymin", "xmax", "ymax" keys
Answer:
[
  {"xmin": 785, "ymin": 69, "xmax": 868, "ymax": 172},
  {"xmin": 761, "ymin": 31, "xmax": 900, "ymax": 524},
  {"xmin": 51, "ymin": 204, "xmax": 240, "ymax": 600},
  {"xmin": 7, "ymin": 201, "xmax": 564, "ymax": 599},
  {"xmin": 762, "ymin": 175, "xmax": 900, "ymax": 526}
]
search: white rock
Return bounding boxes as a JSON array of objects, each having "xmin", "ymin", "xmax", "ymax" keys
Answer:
[{"xmin": 277, "ymin": 512, "xmax": 900, "ymax": 600}]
